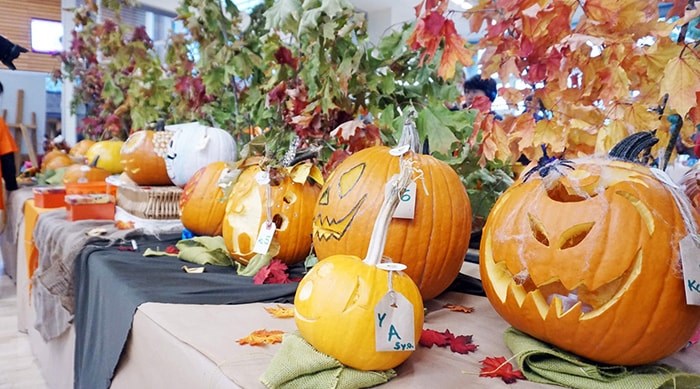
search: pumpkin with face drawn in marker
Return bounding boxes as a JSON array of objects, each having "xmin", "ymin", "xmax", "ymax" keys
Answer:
[
  {"xmin": 480, "ymin": 152, "xmax": 700, "ymax": 365},
  {"xmin": 311, "ymin": 120, "xmax": 471, "ymax": 300}
]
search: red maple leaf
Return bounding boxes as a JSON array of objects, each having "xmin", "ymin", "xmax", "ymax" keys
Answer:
[
  {"xmin": 253, "ymin": 260, "xmax": 291, "ymax": 285},
  {"xmin": 449, "ymin": 335, "xmax": 478, "ymax": 354},
  {"xmin": 419, "ymin": 328, "xmax": 454, "ymax": 348},
  {"xmin": 274, "ymin": 46, "xmax": 298, "ymax": 70},
  {"xmin": 479, "ymin": 356, "xmax": 526, "ymax": 384},
  {"xmin": 164, "ymin": 245, "xmax": 179, "ymax": 255}
]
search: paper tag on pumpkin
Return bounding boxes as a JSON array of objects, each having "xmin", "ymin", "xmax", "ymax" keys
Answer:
[
  {"xmin": 253, "ymin": 222, "xmax": 276, "ymax": 255},
  {"xmin": 385, "ymin": 180, "xmax": 417, "ymax": 219},
  {"xmin": 374, "ymin": 290, "xmax": 415, "ymax": 352},
  {"xmin": 680, "ymin": 235, "xmax": 700, "ymax": 306}
]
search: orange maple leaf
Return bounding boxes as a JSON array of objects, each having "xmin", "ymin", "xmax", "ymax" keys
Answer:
[
  {"xmin": 114, "ymin": 220, "xmax": 135, "ymax": 230},
  {"xmin": 236, "ymin": 329, "xmax": 285, "ymax": 346},
  {"xmin": 443, "ymin": 303, "xmax": 475, "ymax": 313},
  {"xmin": 437, "ymin": 20, "xmax": 473, "ymax": 79},
  {"xmin": 660, "ymin": 55, "xmax": 700, "ymax": 117},
  {"xmin": 264, "ymin": 305, "xmax": 294, "ymax": 318}
]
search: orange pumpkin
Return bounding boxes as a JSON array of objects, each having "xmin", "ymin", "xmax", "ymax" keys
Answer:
[
  {"xmin": 480, "ymin": 157, "xmax": 700, "ymax": 365},
  {"xmin": 312, "ymin": 134, "xmax": 471, "ymax": 300},
  {"xmin": 41, "ymin": 150, "xmax": 73, "ymax": 171},
  {"xmin": 296, "ymin": 158, "xmax": 423, "ymax": 371},
  {"xmin": 62, "ymin": 163, "xmax": 111, "ymax": 184},
  {"xmin": 69, "ymin": 139, "xmax": 96, "ymax": 160},
  {"xmin": 222, "ymin": 162, "xmax": 321, "ymax": 265},
  {"xmin": 120, "ymin": 130, "xmax": 173, "ymax": 186},
  {"xmin": 180, "ymin": 162, "xmax": 234, "ymax": 236}
]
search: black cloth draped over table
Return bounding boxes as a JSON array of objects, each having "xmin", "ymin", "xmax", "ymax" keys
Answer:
[
  {"xmin": 72, "ymin": 234, "xmax": 301, "ymax": 389},
  {"xmin": 71, "ymin": 232, "xmax": 484, "ymax": 389}
]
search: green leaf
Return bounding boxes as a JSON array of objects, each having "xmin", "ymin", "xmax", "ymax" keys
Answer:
[
  {"xmin": 264, "ymin": 0, "xmax": 302, "ymax": 31},
  {"xmin": 416, "ymin": 104, "xmax": 463, "ymax": 155},
  {"xmin": 318, "ymin": 0, "xmax": 353, "ymax": 19}
]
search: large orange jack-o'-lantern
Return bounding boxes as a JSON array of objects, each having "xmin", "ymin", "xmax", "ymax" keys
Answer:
[
  {"xmin": 312, "ymin": 122, "xmax": 471, "ymax": 300},
  {"xmin": 480, "ymin": 147, "xmax": 700, "ymax": 365},
  {"xmin": 222, "ymin": 162, "xmax": 321, "ymax": 265}
]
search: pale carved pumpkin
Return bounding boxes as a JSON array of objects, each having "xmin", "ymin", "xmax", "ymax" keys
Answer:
[
  {"xmin": 222, "ymin": 163, "xmax": 320, "ymax": 265},
  {"xmin": 295, "ymin": 159, "xmax": 424, "ymax": 371},
  {"xmin": 480, "ymin": 156, "xmax": 700, "ymax": 365},
  {"xmin": 180, "ymin": 161, "xmax": 234, "ymax": 236},
  {"xmin": 85, "ymin": 140, "xmax": 124, "ymax": 174},
  {"xmin": 164, "ymin": 124, "xmax": 237, "ymax": 187},
  {"xmin": 312, "ymin": 124, "xmax": 471, "ymax": 300},
  {"xmin": 120, "ymin": 130, "xmax": 173, "ymax": 186}
]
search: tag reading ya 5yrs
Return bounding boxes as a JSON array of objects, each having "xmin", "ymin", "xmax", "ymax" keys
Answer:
[
  {"xmin": 253, "ymin": 222, "xmax": 276, "ymax": 255},
  {"xmin": 374, "ymin": 290, "xmax": 416, "ymax": 352}
]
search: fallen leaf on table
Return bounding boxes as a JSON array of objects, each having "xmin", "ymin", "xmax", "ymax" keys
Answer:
[
  {"xmin": 115, "ymin": 220, "xmax": 135, "ymax": 230},
  {"xmin": 164, "ymin": 245, "xmax": 179, "ymax": 255},
  {"xmin": 420, "ymin": 328, "xmax": 478, "ymax": 355},
  {"xmin": 479, "ymin": 356, "xmax": 526, "ymax": 384},
  {"xmin": 449, "ymin": 334, "xmax": 478, "ymax": 354},
  {"xmin": 419, "ymin": 328, "xmax": 454, "ymax": 348},
  {"xmin": 264, "ymin": 305, "xmax": 294, "ymax": 318},
  {"xmin": 443, "ymin": 303, "xmax": 475, "ymax": 313},
  {"xmin": 253, "ymin": 259, "xmax": 291, "ymax": 285},
  {"xmin": 237, "ymin": 329, "xmax": 285, "ymax": 346}
]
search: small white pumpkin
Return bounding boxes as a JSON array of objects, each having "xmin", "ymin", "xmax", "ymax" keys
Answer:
[{"xmin": 164, "ymin": 123, "xmax": 238, "ymax": 187}]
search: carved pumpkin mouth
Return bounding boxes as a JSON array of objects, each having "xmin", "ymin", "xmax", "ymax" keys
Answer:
[
  {"xmin": 313, "ymin": 195, "xmax": 367, "ymax": 241},
  {"xmin": 482, "ymin": 232, "xmax": 642, "ymax": 320}
]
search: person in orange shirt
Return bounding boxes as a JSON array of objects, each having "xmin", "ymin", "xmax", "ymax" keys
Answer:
[{"xmin": 0, "ymin": 81, "xmax": 19, "ymax": 227}]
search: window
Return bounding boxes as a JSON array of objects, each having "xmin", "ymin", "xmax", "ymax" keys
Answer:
[{"xmin": 30, "ymin": 19, "xmax": 63, "ymax": 54}]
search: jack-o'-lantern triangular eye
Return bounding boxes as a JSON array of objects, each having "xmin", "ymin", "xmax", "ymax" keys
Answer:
[
  {"xmin": 319, "ymin": 188, "xmax": 330, "ymax": 205},
  {"xmin": 528, "ymin": 213, "xmax": 549, "ymax": 246},
  {"xmin": 558, "ymin": 222, "xmax": 595, "ymax": 250},
  {"xmin": 339, "ymin": 163, "xmax": 366, "ymax": 198}
]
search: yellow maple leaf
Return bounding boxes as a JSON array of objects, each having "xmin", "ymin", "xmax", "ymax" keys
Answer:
[
  {"xmin": 660, "ymin": 55, "xmax": 700, "ymax": 117},
  {"xmin": 638, "ymin": 37, "xmax": 681, "ymax": 81},
  {"xmin": 236, "ymin": 329, "xmax": 285, "ymax": 346},
  {"xmin": 595, "ymin": 120, "xmax": 630, "ymax": 154},
  {"xmin": 533, "ymin": 120, "xmax": 567, "ymax": 153},
  {"xmin": 264, "ymin": 305, "xmax": 294, "ymax": 318}
]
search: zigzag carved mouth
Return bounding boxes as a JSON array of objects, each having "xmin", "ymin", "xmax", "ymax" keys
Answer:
[
  {"xmin": 483, "ymin": 231, "xmax": 642, "ymax": 321},
  {"xmin": 313, "ymin": 195, "xmax": 367, "ymax": 241}
]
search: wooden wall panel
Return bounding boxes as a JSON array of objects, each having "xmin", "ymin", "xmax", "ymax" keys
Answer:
[{"xmin": 0, "ymin": 0, "xmax": 61, "ymax": 74}]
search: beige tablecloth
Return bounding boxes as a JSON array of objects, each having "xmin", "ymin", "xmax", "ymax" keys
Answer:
[{"xmin": 111, "ymin": 291, "xmax": 700, "ymax": 389}]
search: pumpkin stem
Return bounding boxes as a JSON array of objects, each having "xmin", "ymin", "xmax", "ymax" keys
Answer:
[
  {"xmin": 608, "ymin": 130, "xmax": 659, "ymax": 164},
  {"xmin": 661, "ymin": 114, "xmax": 683, "ymax": 171},
  {"xmin": 363, "ymin": 158, "xmax": 414, "ymax": 266},
  {"xmin": 90, "ymin": 155, "xmax": 100, "ymax": 168},
  {"xmin": 398, "ymin": 112, "xmax": 420, "ymax": 153}
]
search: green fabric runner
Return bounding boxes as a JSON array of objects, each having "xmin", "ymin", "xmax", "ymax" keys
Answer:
[
  {"xmin": 504, "ymin": 327, "xmax": 700, "ymax": 389},
  {"xmin": 143, "ymin": 236, "xmax": 233, "ymax": 267},
  {"xmin": 261, "ymin": 333, "xmax": 396, "ymax": 389}
]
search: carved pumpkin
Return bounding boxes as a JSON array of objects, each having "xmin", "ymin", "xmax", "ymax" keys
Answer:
[
  {"xmin": 41, "ymin": 150, "xmax": 73, "ymax": 171},
  {"xmin": 295, "ymin": 160, "xmax": 423, "ymax": 371},
  {"xmin": 180, "ymin": 162, "xmax": 233, "ymax": 236},
  {"xmin": 120, "ymin": 130, "xmax": 173, "ymax": 186},
  {"xmin": 69, "ymin": 139, "xmax": 95, "ymax": 160},
  {"xmin": 164, "ymin": 124, "xmax": 237, "ymax": 187},
  {"xmin": 222, "ymin": 163, "xmax": 320, "ymax": 265},
  {"xmin": 312, "ymin": 133, "xmax": 471, "ymax": 300},
  {"xmin": 62, "ymin": 163, "xmax": 111, "ymax": 184},
  {"xmin": 85, "ymin": 140, "xmax": 124, "ymax": 174},
  {"xmin": 480, "ymin": 157, "xmax": 700, "ymax": 365}
]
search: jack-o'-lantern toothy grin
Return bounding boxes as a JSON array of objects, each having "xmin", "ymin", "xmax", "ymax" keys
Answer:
[
  {"xmin": 482, "ymin": 234, "xmax": 642, "ymax": 320},
  {"xmin": 312, "ymin": 195, "xmax": 367, "ymax": 240}
]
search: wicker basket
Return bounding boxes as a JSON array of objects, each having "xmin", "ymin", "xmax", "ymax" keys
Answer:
[{"xmin": 116, "ymin": 184, "xmax": 182, "ymax": 220}]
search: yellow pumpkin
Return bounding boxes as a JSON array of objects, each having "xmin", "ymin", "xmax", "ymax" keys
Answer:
[
  {"xmin": 85, "ymin": 140, "xmax": 124, "ymax": 174},
  {"xmin": 180, "ymin": 162, "xmax": 233, "ymax": 236},
  {"xmin": 295, "ymin": 159, "xmax": 423, "ymax": 371},
  {"xmin": 222, "ymin": 163, "xmax": 320, "ymax": 265},
  {"xmin": 480, "ymin": 157, "xmax": 700, "ymax": 365},
  {"xmin": 120, "ymin": 130, "xmax": 173, "ymax": 186}
]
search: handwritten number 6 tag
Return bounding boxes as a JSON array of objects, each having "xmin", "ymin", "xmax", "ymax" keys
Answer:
[
  {"xmin": 385, "ymin": 180, "xmax": 417, "ymax": 219},
  {"xmin": 253, "ymin": 222, "xmax": 276, "ymax": 255}
]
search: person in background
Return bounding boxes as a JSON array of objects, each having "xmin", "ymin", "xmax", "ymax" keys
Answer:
[
  {"xmin": 0, "ymin": 81, "xmax": 19, "ymax": 231},
  {"xmin": 463, "ymin": 75, "xmax": 498, "ymax": 109}
]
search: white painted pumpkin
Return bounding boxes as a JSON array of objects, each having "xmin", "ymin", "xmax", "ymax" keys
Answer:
[{"xmin": 164, "ymin": 123, "xmax": 238, "ymax": 187}]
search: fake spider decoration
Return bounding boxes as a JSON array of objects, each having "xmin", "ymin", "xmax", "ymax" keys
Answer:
[{"xmin": 522, "ymin": 145, "xmax": 575, "ymax": 182}]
